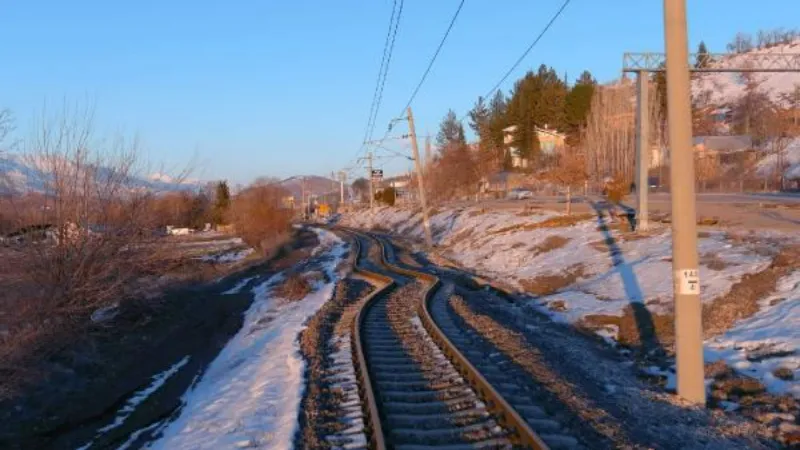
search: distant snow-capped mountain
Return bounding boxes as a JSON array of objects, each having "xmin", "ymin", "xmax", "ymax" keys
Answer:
[{"xmin": 0, "ymin": 153, "xmax": 200, "ymax": 194}]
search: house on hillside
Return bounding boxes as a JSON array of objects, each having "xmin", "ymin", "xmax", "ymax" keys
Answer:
[
  {"xmin": 503, "ymin": 125, "xmax": 566, "ymax": 169},
  {"xmin": 693, "ymin": 135, "xmax": 755, "ymax": 164},
  {"xmin": 535, "ymin": 125, "xmax": 566, "ymax": 155}
]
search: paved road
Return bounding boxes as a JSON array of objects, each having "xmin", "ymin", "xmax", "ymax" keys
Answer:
[{"xmin": 450, "ymin": 192, "xmax": 800, "ymax": 231}]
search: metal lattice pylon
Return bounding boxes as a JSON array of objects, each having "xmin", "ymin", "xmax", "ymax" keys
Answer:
[{"xmin": 623, "ymin": 51, "xmax": 800, "ymax": 73}]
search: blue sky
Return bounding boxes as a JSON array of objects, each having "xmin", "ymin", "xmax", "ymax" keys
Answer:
[{"xmin": 1, "ymin": 0, "xmax": 797, "ymax": 184}]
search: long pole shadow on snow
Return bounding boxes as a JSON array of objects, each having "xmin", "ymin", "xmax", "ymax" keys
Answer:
[{"xmin": 589, "ymin": 201, "xmax": 664, "ymax": 358}]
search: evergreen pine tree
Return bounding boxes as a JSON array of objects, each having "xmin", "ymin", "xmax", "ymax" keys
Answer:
[
  {"xmin": 488, "ymin": 91, "xmax": 508, "ymax": 169},
  {"xmin": 436, "ymin": 109, "xmax": 466, "ymax": 149},
  {"xmin": 212, "ymin": 180, "xmax": 231, "ymax": 226},
  {"xmin": 565, "ymin": 71, "xmax": 596, "ymax": 145},
  {"xmin": 696, "ymin": 41, "xmax": 711, "ymax": 69}
]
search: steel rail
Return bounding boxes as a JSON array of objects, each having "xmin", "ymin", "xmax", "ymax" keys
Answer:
[{"xmin": 341, "ymin": 227, "xmax": 549, "ymax": 449}]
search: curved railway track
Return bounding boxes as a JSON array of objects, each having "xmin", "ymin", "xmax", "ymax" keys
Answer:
[{"xmin": 342, "ymin": 228, "xmax": 564, "ymax": 450}]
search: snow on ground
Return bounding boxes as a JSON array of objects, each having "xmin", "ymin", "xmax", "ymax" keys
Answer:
[
  {"xmin": 342, "ymin": 206, "xmax": 772, "ymax": 316},
  {"xmin": 76, "ymin": 357, "xmax": 191, "ymax": 450},
  {"xmin": 756, "ymin": 137, "xmax": 800, "ymax": 181},
  {"xmin": 200, "ymin": 247, "xmax": 254, "ymax": 263},
  {"xmin": 147, "ymin": 228, "xmax": 347, "ymax": 449},
  {"xmin": 342, "ymin": 205, "xmax": 799, "ymax": 397},
  {"xmin": 706, "ymin": 270, "xmax": 800, "ymax": 398},
  {"xmin": 174, "ymin": 236, "xmax": 244, "ymax": 248},
  {"xmin": 534, "ymin": 226, "xmax": 772, "ymax": 319}
]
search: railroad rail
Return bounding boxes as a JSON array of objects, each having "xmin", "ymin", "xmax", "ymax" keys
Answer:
[{"xmin": 341, "ymin": 227, "xmax": 549, "ymax": 449}]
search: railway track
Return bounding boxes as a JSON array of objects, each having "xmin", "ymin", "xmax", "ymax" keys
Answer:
[{"xmin": 343, "ymin": 228, "xmax": 558, "ymax": 450}]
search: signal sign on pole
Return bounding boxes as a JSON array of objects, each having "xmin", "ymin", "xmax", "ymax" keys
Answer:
[{"xmin": 371, "ymin": 169, "xmax": 383, "ymax": 180}]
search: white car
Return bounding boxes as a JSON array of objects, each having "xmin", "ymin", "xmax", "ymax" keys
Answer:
[{"xmin": 507, "ymin": 188, "xmax": 534, "ymax": 200}]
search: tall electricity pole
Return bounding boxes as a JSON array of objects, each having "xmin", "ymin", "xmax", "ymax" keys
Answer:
[
  {"xmin": 301, "ymin": 176, "xmax": 307, "ymax": 220},
  {"xmin": 367, "ymin": 151, "xmax": 375, "ymax": 210},
  {"xmin": 425, "ymin": 135, "xmax": 432, "ymax": 174},
  {"xmin": 635, "ymin": 70, "xmax": 650, "ymax": 232},
  {"xmin": 407, "ymin": 107, "xmax": 433, "ymax": 247},
  {"xmin": 330, "ymin": 171, "xmax": 336, "ymax": 205},
  {"xmin": 338, "ymin": 171, "xmax": 346, "ymax": 205},
  {"xmin": 664, "ymin": 0, "xmax": 705, "ymax": 405}
]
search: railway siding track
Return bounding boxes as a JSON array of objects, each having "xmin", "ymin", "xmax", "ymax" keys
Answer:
[{"xmin": 340, "ymin": 227, "xmax": 549, "ymax": 449}]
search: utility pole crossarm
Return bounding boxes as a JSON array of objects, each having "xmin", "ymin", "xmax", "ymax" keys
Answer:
[{"xmin": 623, "ymin": 51, "xmax": 800, "ymax": 73}]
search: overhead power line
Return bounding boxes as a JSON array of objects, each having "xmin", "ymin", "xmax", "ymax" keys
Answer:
[
  {"xmin": 456, "ymin": 0, "xmax": 572, "ymax": 127},
  {"xmin": 481, "ymin": 0, "xmax": 571, "ymax": 101},
  {"xmin": 399, "ymin": 0, "xmax": 466, "ymax": 115},
  {"xmin": 366, "ymin": 0, "xmax": 405, "ymax": 144},
  {"xmin": 360, "ymin": 0, "xmax": 401, "ymax": 149}
]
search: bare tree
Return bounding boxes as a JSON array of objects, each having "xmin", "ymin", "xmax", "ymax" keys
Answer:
[
  {"xmin": 228, "ymin": 183, "xmax": 292, "ymax": 253},
  {"xmin": 582, "ymin": 80, "xmax": 663, "ymax": 189},
  {"xmin": 4, "ymin": 104, "xmax": 177, "ymax": 320},
  {"xmin": 544, "ymin": 148, "xmax": 587, "ymax": 215},
  {"xmin": 695, "ymin": 153, "xmax": 719, "ymax": 192},
  {"xmin": 727, "ymin": 32, "xmax": 754, "ymax": 53}
]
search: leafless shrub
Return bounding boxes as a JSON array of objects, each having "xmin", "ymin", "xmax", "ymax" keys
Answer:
[
  {"xmin": 228, "ymin": 183, "xmax": 292, "ymax": 252},
  {"xmin": 0, "ymin": 103, "xmax": 190, "ymax": 396},
  {"xmin": 5, "ymin": 104, "xmax": 178, "ymax": 318},
  {"xmin": 582, "ymin": 79, "xmax": 663, "ymax": 188},
  {"xmin": 274, "ymin": 273, "xmax": 312, "ymax": 301}
]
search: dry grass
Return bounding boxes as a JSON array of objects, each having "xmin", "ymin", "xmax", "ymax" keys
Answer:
[
  {"xmin": 467, "ymin": 208, "xmax": 487, "ymax": 218},
  {"xmin": 274, "ymin": 273, "xmax": 313, "ymax": 301},
  {"xmin": 698, "ymin": 216, "xmax": 721, "ymax": 226},
  {"xmin": 580, "ymin": 306, "xmax": 676, "ymax": 351},
  {"xmin": 530, "ymin": 235, "xmax": 570, "ymax": 257},
  {"xmin": 491, "ymin": 213, "xmax": 593, "ymax": 236},
  {"xmin": 578, "ymin": 245, "xmax": 800, "ymax": 353},
  {"xmin": 518, "ymin": 263, "xmax": 584, "ymax": 296},
  {"xmin": 700, "ymin": 253, "xmax": 734, "ymax": 271},
  {"xmin": 704, "ymin": 244, "xmax": 800, "ymax": 338}
]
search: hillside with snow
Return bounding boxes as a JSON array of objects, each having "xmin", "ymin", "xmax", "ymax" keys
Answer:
[
  {"xmin": 340, "ymin": 205, "xmax": 800, "ymax": 399},
  {"xmin": 692, "ymin": 39, "xmax": 800, "ymax": 106},
  {"xmin": 756, "ymin": 137, "xmax": 800, "ymax": 180}
]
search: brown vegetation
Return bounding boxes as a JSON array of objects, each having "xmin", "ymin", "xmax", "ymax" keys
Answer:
[
  {"xmin": 704, "ymin": 245, "xmax": 800, "ymax": 338},
  {"xmin": 228, "ymin": 183, "xmax": 292, "ymax": 253},
  {"xmin": 491, "ymin": 213, "xmax": 592, "ymax": 235},
  {"xmin": 530, "ymin": 235, "xmax": 570, "ymax": 257},
  {"xmin": 579, "ymin": 245, "xmax": 800, "ymax": 355},
  {"xmin": 519, "ymin": 263, "xmax": 585, "ymax": 296},
  {"xmin": 582, "ymin": 80, "xmax": 663, "ymax": 188},
  {"xmin": 274, "ymin": 273, "xmax": 313, "ymax": 301}
]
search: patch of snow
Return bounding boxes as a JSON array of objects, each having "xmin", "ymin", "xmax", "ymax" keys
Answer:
[
  {"xmin": 342, "ymin": 204, "xmax": 798, "ymax": 398},
  {"xmin": 77, "ymin": 356, "xmax": 190, "ymax": 449},
  {"xmin": 90, "ymin": 303, "xmax": 120, "ymax": 324},
  {"xmin": 201, "ymin": 248, "xmax": 254, "ymax": 263},
  {"xmin": 755, "ymin": 138, "xmax": 800, "ymax": 179},
  {"xmin": 706, "ymin": 270, "xmax": 800, "ymax": 398},
  {"xmin": 176, "ymin": 237, "xmax": 244, "ymax": 248},
  {"xmin": 147, "ymin": 229, "xmax": 347, "ymax": 449},
  {"xmin": 222, "ymin": 277, "xmax": 256, "ymax": 295}
]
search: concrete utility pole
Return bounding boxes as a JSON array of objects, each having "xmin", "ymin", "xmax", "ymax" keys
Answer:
[
  {"xmin": 367, "ymin": 151, "xmax": 375, "ymax": 210},
  {"xmin": 424, "ymin": 135, "xmax": 432, "ymax": 174},
  {"xmin": 635, "ymin": 70, "xmax": 651, "ymax": 232},
  {"xmin": 407, "ymin": 107, "xmax": 434, "ymax": 247},
  {"xmin": 664, "ymin": 0, "xmax": 705, "ymax": 405},
  {"xmin": 338, "ymin": 171, "xmax": 346, "ymax": 205},
  {"xmin": 301, "ymin": 176, "xmax": 307, "ymax": 220},
  {"xmin": 330, "ymin": 171, "xmax": 336, "ymax": 205}
]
